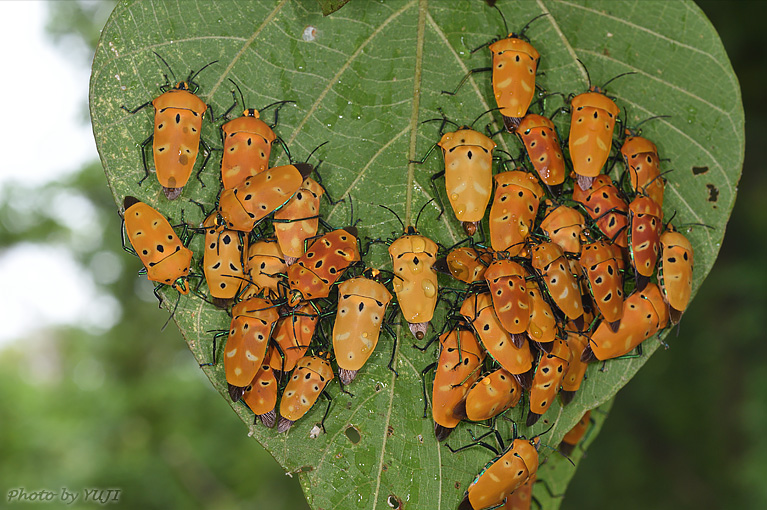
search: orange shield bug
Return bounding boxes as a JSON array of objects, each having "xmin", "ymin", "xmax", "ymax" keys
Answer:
[
  {"xmin": 122, "ymin": 196, "xmax": 193, "ymax": 295},
  {"xmin": 242, "ymin": 237, "xmax": 287, "ymax": 300},
  {"xmin": 201, "ymin": 213, "xmax": 248, "ymax": 307},
  {"xmin": 484, "ymin": 259, "xmax": 530, "ymax": 344},
  {"xmin": 539, "ymin": 202, "xmax": 586, "ymax": 255},
  {"xmin": 572, "ymin": 174, "xmax": 630, "ymax": 248},
  {"xmin": 581, "ymin": 283, "xmax": 669, "ymax": 362},
  {"xmin": 436, "ymin": 127, "xmax": 497, "ymax": 236},
  {"xmin": 287, "ymin": 227, "xmax": 361, "ymax": 306},
  {"xmin": 430, "ymin": 327, "xmax": 485, "ymax": 441},
  {"xmin": 517, "ymin": 113, "xmax": 566, "ymax": 189},
  {"xmin": 501, "ymin": 473, "xmax": 536, "ymax": 510},
  {"xmin": 333, "ymin": 274, "xmax": 394, "ymax": 384},
  {"xmin": 463, "ymin": 368, "xmax": 522, "ymax": 422},
  {"xmin": 220, "ymin": 83, "xmax": 292, "ymax": 190},
  {"xmin": 489, "ymin": 169, "xmax": 544, "ymax": 255},
  {"xmin": 274, "ymin": 176, "xmax": 325, "ymax": 265},
  {"xmin": 457, "ymin": 437, "xmax": 540, "ymax": 510},
  {"xmin": 580, "ymin": 239, "xmax": 625, "ymax": 332},
  {"xmin": 559, "ymin": 410, "xmax": 592, "ymax": 456},
  {"xmin": 560, "ymin": 318, "xmax": 592, "ymax": 405},
  {"xmin": 268, "ymin": 302, "xmax": 320, "ymax": 373},
  {"xmin": 277, "ymin": 354, "xmax": 334, "ymax": 433},
  {"xmin": 121, "ymin": 55, "xmax": 220, "ymax": 200},
  {"xmin": 568, "ymin": 89, "xmax": 619, "ymax": 191},
  {"xmin": 217, "ymin": 163, "xmax": 314, "ymax": 232},
  {"xmin": 659, "ymin": 227, "xmax": 694, "ymax": 324},
  {"xmin": 224, "ymin": 296, "xmax": 280, "ymax": 401},
  {"xmin": 460, "ymin": 292, "xmax": 534, "ymax": 389},
  {"xmin": 435, "ymin": 246, "xmax": 493, "ymax": 284},
  {"xmin": 525, "ymin": 279, "xmax": 557, "ymax": 349},
  {"xmin": 621, "ymin": 131, "xmax": 665, "ymax": 207},
  {"xmin": 628, "ymin": 195, "xmax": 664, "ymax": 290},
  {"xmin": 387, "ymin": 223, "xmax": 439, "ymax": 340},
  {"xmin": 241, "ymin": 359, "xmax": 279, "ymax": 428},
  {"xmin": 443, "ymin": 12, "xmax": 547, "ymax": 132},
  {"xmin": 531, "ymin": 242, "xmax": 584, "ymax": 327},
  {"xmin": 527, "ymin": 337, "xmax": 572, "ymax": 426}
]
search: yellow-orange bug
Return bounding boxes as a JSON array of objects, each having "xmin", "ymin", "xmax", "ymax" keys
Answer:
[
  {"xmin": 628, "ymin": 195, "xmax": 663, "ymax": 290},
  {"xmin": 122, "ymin": 196, "xmax": 193, "ymax": 295},
  {"xmin": 121, "ymin": 55, "xmax": 218, "ymax": 200},
  {"xmin": 268, "ymin": 302, "xmax": 320, "ymax": 373},
  {"xmin": 489, "ymin": 169, "xmax": 544, "ymax": 256},
  {"xmin": 560, "ymin": 317, "xmax": 592, "ymax": 405},
  {"xmin": 430, "ymin": 327, "xmax": 485, "ymax": 441},
  {"xmin": 242, "ymin": 237, "xmax": 287, "ymax": 300},
  {"xmin": 559, "ymin": 410, "xmax": 592, "ymax": 456},
  {"xmin": 539, "ymin": 202, "xmax": 586, "ymax": 255},
  {"xmin": 517, "ymin": 113, "xmax": 566, "ymax": 188},
  {"xmin": 224, "ymin": 296, "xmax": 280, "ymax": 401},
  {"xmin": 387, "ymin": 222, "xmax": 439, "ymax": 340},
  {"xmin": 579, "ymin": 239, "xmax": 625, "ymax": 332},
  {"xmin": 463, "ymin": 368, "xmax": 522, "ymax": 422},
  {"xmin": 277, "ymin": 354, "xmax": 334, "ymax": 433},
  {"xmin": 568, "ymin": 87, "xmax": 620, "ymax": 191},
  {"xmin": 436, "ymin": 246, "xmax": 493, "ymax": 284},
  {"xmin": 581, "ymin": 283, "xmax": 669, "ymax": 362},
  {"xmin": 572, "ymin": 174, "xmax": 630, "ymax": 248},
  {"xmin": 217, "ymin": 163, "xmax": 313, "ymax": 232},
  {"xmin": 484, "ymin": 258, "xmax": 530, "ymax": 345},
  {"xmin": 241, "ymin": 359, "xmax": 279, "ymax": 428},
  {"xmin": 287, "ymin": 227, "xmax": 361, "ymax": 306},
  {"xmin": 525, "ymin": 279, "xmax": 557, "ymax": 350},
  {"xmin": 531, "ymin": 242, "xmax": 584, "ymax": 327},
  {"xmin": 333, "ymin": 274, "xmax": 394, "ymax": 384},
  {"xmin": 460, "ymin": 292, "xmax": 534, "ymax": 389},
  {"xmin": 527, "ymin": 338, "xmax": 572, "ymax": 426},
  {"xmin": 201, "ymin": 213, "xmax": 248, "ymax": 307},
  {"xmin": 620, "ymin": 131, "xmax": 665, "ymax": 207},
  {"xmin": 436, "ymin": 127, "xmax": 497, "ymax": 236},
  {"xmin": 274, "ymin": 176, "xmax": 325, "ymax": 265},
  {"xmin": 501, "ymin": 473, "xmax": 536, "ymax": 510},
  {"xmin": 457, "ymin": 437, "xmax": 540, "ymax": 510},
  {"xmin": 659, "ymin": 227, "xmax": 694, "ymax": 324}
]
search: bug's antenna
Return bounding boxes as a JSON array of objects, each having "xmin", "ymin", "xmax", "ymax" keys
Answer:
[
  {"xmin": 601, "ymin": 71, "xmax": 637, "ymax": 90},
  {"xmin": 152, "ymin": 51, "xmax": 177, "ymax": 83},
  {"xmin": 228, "ymin": 78, "xmax": 246, "ymax": 108},
  {"xmin": 415, "ymin": 198, "xmax": 436, "ymax": 231},
  {"xmin": 492, "ymin": 5, "xmax": 509, "ymax": 36},
  {"xmin": 575, "ymin": 58, "xmax": 592, "ymax": 89},
  {"xmin": 518, "ymin": 12, "xmax": 549, "ymax": 39},
  {"xmin": 188, "ymin": 60, "xmax": 219, "ymax": 85},
  {"xmin": 379, "ymin": 205, "xmax": 405, "ymax": 232}
]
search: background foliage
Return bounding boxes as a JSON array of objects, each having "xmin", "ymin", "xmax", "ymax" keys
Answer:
[{"xmin": 0, "ymin": 1, "xmax": 761, "ymax": 509}]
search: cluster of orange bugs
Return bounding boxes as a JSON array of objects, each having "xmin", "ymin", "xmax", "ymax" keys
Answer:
[
  {"xmin": 115, "ymin": 5, "xmax": 699, "ymax": 507},
  {"xmin": 409, "ymin": 9, "xmax": 697, "ymax": 510}
]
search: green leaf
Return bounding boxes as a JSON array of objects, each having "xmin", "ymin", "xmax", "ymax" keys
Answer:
[{"xmin": 89, "ymin": 0, "xmax": 742, "ymax": 508}]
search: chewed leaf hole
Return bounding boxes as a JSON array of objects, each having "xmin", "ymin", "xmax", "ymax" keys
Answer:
[
  {"xmin": 706, "ymin": 183, "xmax": 719, "ymax": 202},
  {"xmin": 387, "ymin": 494, "xmax": 402, "ymax": 509},
  {"xmin": 692, "ymin": 165, "xmax": 709, "ymax": 175},
  {"xmin": 345, "ymin": 425, "xmax": 361, "ymax": 444}
]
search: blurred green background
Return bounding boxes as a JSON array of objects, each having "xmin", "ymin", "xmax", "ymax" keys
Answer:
[{"xmin": 0, "ymin": 1, "xmax": 760, "ymax": 509}]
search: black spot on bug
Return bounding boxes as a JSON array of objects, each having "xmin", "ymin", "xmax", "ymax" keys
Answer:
[
  {"xmin": 175, "ymin": 113, "xmax": 181, "ymax": 123},
  {"xmin": 156, "ymin": 244, "xmax": 164, "ymax": 253}
]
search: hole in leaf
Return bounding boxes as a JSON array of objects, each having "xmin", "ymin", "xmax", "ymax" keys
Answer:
[
  {"xmin": 692, "ymin": 165, "xmax": 708, "ymax": 175},
  {"xmin": 345, "ymin": 425, "xmax": 361, "ymax": 444}
]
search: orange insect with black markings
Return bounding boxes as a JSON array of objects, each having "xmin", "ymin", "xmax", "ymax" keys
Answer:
[
  {"xmin": 579, "ymin": 239, "xmax": 625, "ymax": 332},
  {"xmin": 332, "ymin": 273, "xmax": 393, "ymax": 384},
  {"xmin": 581, "ymin": 283, "xmax": 669, "ymax": 362},
  {"xmin": 560, "ymin": 317, "xmax": 592, "ymax": 405},
  {"xmin": 458, "ymin": 437, "xmax": 540, "ymax": 510},
  {"xmin": 527, "ymin": 337, "xmax": 572, "ymax": 426},
  {"xmin": 620, "ymin": 130, "xmax": 665, "ymax": 207},
  {"xmin": 242, "ymin": 237, "xmax": 287, "ymax": 300},
  {"xmin": 218, "ymin": 163, "xmax": 313, "ymax": 232},
  {"xmin": 430, "ymin": 327, "xmax": 485, "ymax": 441},
  {"xmin": 489, "ymin": 169, "xmax": 544, "ymax": 256},
  {"xmin": 436, "ymin": 246, "xmax": 493, "ymax": 284},
  {"xmin": 559, "ymin": 410, "xmax": 592, "ymax": 456},
  {"xmin": 484, "ymin": 258, "xmax": 530, "ymax": 345},
  {"xmin": 460, "ymin": 292, "xmax": 534, "ymax": 389},
  {"xmin": 277, "ymin": 354, "xmax": 335, "ymax": 433},
  {"xmin": 517, "ymin": 113, "xmax": 566, "ymax": 188},
  {"xmin": 241, "ymin": 358, "xmax": 279, "ymax": 428},
  {"xmin": 539, "ymin": 202, "xmax": 586, "ymax": 255},
  {"xmin": 287, "ymin": 227, "xmax": 361, "ymax": 306},
  {"xmin": 122, "ymin": 196, "xmax": 193, "ymax": 295},
  {"xmin": 201, "ymin": 213, "xmax": 248, "ymax": 307},
  {"xmin": 463, "ymin": 367, "xmax": 522, "ymax": 422},
  {"xmin": 121, "ymin": 55, "xmax": 219, "ymax": 200},
  {"xmin": 274, "ymin": 176, "xmax": 325, "ymax": 265},
  {"xmin": 568, "ymin": 87, "xmax": 620, "ymax": 191},
  {"xmin": 572, "ymin": 174, "xmax": 630, "ymax": 248},
  {"xmin": 659, "ymin": 227, "xmax": 694, "ymax": 324},
  {"xmin": 224, "ymin": 296, "xmax": 280, "ymax": 401},
  {"xmin": 525, "ymin": 279, "xmax": 557, "ymax": 350},
  {"xmin": 268, "ymin": 302, "xmax": 320, "ymax": 373},
  {"xmin": 628, "ymin": 195, "xmax": 664, "ymax": 290},
  {"xmin": 531, "ymin": 242, "xmax": 584, "ymax": 327}
]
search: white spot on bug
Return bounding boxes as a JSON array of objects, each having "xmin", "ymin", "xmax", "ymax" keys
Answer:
[{"xmin": 302, "ymin": 26, "xmax": 318, "ymax": 42}]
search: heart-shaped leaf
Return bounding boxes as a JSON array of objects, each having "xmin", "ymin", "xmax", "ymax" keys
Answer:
[{"xmin": 90, "ymin": 1, "xmax": 742, "ymax": 508}]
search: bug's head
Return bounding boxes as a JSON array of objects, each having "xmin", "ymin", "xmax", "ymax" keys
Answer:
[
  {"xmin": 123, "ymin": 195, "xmax": 140, "ymax": 210},
  {"xmin": 174, "ymin": 81, "xmax": 191, "ymax": 91},
  {"xmin": 172, "ymin": 277, "xmax": 191, "ymax": 295},
  {"xmin": 244, "ymin": 108, "xmax": 261, "ymax": 118},
  {"xmin": 294, "ymin": 163, "xmax": 315, "ymax": 180}
]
